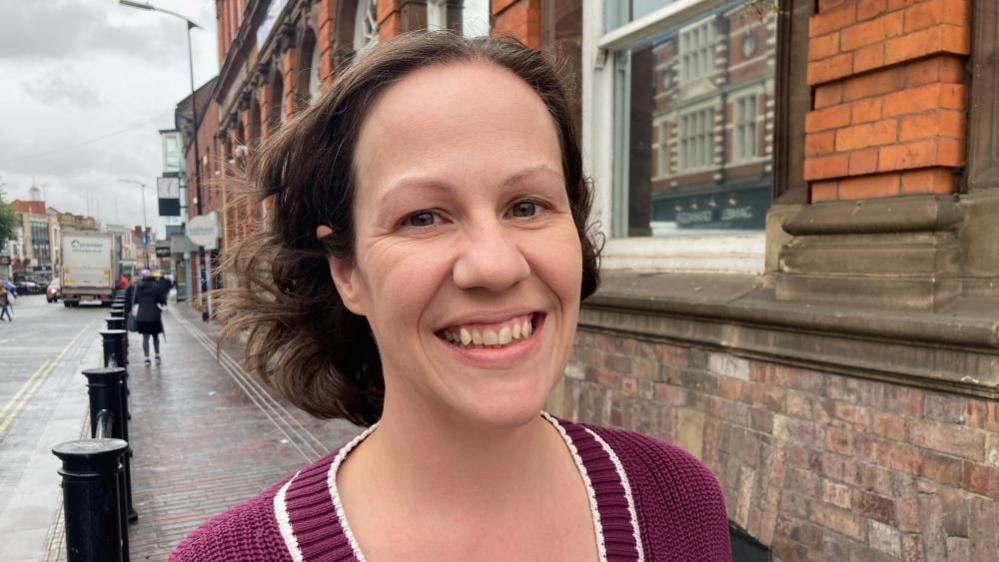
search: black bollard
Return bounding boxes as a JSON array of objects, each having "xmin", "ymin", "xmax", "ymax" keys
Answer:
[
  {"xmin": 106, "ymin": 316, "xmax": 125, "ymax": 331},
  {"xmin": 109, "ymin": 307, "xmax": 125, "ymax": 320},
  {"xmin": 52, "ymin": 439, "xmax": 129, "ymax": 562},
  {"xmin": 100, "ymin": 330, "xmax": 128, "ymax": 369},
  {"xmin": 82, "ymin": 367, "xmax": 136, "ymax": 524},
  {"xmin": 105, "ymin": 317, "xmax": 128, "ymax": 357}
]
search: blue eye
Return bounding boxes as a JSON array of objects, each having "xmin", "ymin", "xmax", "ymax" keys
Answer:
[
  {"xmin": 511, "ymin": 200, "xmax": 539, "ymax": 218},
  {"xmin": 405, "ymin": 211, "xmax": 436, "ymax": 227}
]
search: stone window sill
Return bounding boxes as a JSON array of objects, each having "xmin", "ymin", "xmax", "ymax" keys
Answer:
[{"xmin": 580, "ymin": 271, "xmax": 999, "ymax": 399}]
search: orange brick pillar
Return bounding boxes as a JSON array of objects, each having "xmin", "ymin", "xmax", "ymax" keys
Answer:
[
  {"xmin": 378, "ymin": 0, "xmax": 405, "ymax": 40},
  {"xmin": 491, "ymin": 0, "xmax": 542, "ymax": 48},
  {"xmin": 317, "ymin": 0, "xmax": 337, "ymax": 93},
  {"xmin": 258, "ymin": 84, "xmax": 270, "ymax": 142},
  {"xmin": 803, "ymin": 0, "xmax": 970, "ymax": 202},
  {"xmin": 281, "ymin": 47, "xmax": 297, "ymax": 118}
]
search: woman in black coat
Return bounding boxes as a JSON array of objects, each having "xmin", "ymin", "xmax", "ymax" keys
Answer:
[{"xmin": 133, "ymin": 271, "xmax": 166, "ymax": 365}]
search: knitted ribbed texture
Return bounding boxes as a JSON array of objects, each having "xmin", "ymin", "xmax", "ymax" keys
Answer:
[
  {"xmin": 170, "ymin": 419, "xmax": 731, "ymax": 561},
  {"xmin": 588, "ymin": 424, "xmax": 732, "ymax": 562},
  {"xmin": 169, "ymin": 475, "xmax": 296, "ymax": 562}
]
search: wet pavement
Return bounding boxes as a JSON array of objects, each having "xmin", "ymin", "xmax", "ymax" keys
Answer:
[
  {"xmin": 0, "ymin": 295, "xmax": 361, "ymax": 561},
  {"xmin": 0, "ymin": 295, "xmax": 105, "ymax": 562}
]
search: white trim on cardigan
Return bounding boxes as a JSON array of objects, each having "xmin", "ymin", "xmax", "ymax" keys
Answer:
[
  {"xmin": 584, "ymin": 427, "xmax": 645, "ymax": 562},
  {"xmin": 274, "ymin": 471, "xmax": 304, "ymax": 562}
]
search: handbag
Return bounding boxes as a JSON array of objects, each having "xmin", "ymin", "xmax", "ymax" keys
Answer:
[{"xmin": 127, "ymin": 288, "xmax": 138, "ymax": 332}]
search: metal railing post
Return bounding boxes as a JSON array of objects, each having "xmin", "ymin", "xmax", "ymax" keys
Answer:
[
  {"xmin": 52, "ymin": 439, "xmax": 129, "ymax": 562},
  {"xmin": 82, "ymin": 367, "xmax": 137, "ymax": 523}
]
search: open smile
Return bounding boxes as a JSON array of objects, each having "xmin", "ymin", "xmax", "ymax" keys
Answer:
[
  {"xmin": 435, "ymin": 312, "xmax": 545, "ymax": 349},
  {"xmin": 432, "ymin": 312, "xmax": 547, "ymax": 367}
]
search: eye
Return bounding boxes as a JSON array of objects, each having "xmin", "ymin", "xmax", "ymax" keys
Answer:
[
  {"xmin": 510, "ymin": 200, "xmax": 541, "ymax": 218},
  {"xmin": 403, "ymin": 211, "xmax": 437, "ymax": 228}
]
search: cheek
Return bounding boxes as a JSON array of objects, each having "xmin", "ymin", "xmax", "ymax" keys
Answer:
[
  {"xmin": 523, "ymin": 225, "xmax": 583, "ymax": 306},
  {"xmin": 359, "ymin": 240, "xmax": 454, "ymax": 331}
]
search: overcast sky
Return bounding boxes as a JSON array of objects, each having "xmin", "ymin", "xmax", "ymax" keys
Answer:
[{"xmin": 0, "ymin": 0, "xmax": 219, "ymax": 239}]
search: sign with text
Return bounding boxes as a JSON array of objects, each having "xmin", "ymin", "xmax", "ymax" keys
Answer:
[{"xmin": 187, "ymin": 213, "xmax": 219, "ymax": 250}]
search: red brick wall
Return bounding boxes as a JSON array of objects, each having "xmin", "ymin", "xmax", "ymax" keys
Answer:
[
  {"xmin": 804, "ymin": 0, "xmax": 970, "ymax": 202},
  {"xmin": 561, "ymin": 329, "xmax": 999, "ymax": 559},
  {"xmin": 378, "ymin": 0, "xmax": 406, "ymax": 40},
  {"xmin": 492, "ymin": 0, "xmax": 542, "ymax": 48}
]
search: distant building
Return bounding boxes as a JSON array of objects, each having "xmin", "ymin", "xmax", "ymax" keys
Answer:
[{"xmin": 10, "ymin": 200, "xmax": 56, "ymax": 278}]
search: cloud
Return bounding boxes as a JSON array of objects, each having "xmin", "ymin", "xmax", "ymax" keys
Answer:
[
  {"xmin": 21, "ymin": 67, "xmax": 101, "ymax": 107},
  {"xmin": 0, "ymin": 0, "xmax": 188, "ymax": 64}
]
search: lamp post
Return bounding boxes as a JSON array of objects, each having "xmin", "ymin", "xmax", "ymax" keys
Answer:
[
  {"xmin": 117, "ymin": 179, "xmax": 149, "ymax": 269},
  {"xmin": 118, "ymin": 0, "xmax": 210, "ymax": 321}
]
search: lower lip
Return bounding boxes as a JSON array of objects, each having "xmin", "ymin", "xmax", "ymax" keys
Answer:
[{"xmin": 438, "ymin": 314, "xmax": 546, "ymax": 368}]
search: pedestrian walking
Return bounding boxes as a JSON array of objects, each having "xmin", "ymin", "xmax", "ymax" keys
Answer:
[
  {"xmin": 172, "ymin": 33, "xmax": 730, "ymax": 561},
  {"xmin": 0, "ymin": 285, "xmax": 12, "ymax": 322},
  {"xmin": 132, "ymin": 269, "xmax": 166, "ymax": 366}
]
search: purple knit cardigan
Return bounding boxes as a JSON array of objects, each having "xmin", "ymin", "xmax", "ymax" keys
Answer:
[{"xmin": 171, "ymin": 415, "xmax": 731, "ymax": 561}]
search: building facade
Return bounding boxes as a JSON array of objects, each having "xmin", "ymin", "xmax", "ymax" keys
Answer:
[
  {"xmin": 176, "ymin": 77, "xmax": 222, "ymax": 309},
  {"xmin": 207, "ymin": 1, "xmax": 999, "ymax": 560}
]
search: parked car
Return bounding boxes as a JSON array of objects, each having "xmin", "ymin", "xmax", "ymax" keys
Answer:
[
  {"xmin": 47, "ymin": 280, "xmax": 61, "ymax": 303},
  {"xmin": 16, "ymin": 281, "xmax": 41, "ymax": 295}
]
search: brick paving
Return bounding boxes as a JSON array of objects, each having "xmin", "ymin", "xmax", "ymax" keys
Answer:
[{"xmin": 115, "ymin": 304, "xmax": 359, "ymax": 560}]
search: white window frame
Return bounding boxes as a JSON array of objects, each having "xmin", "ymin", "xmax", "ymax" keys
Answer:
[
  {"xmin": 462, "ymin": 0, "xmax": 490, "ymax": 37},
  {"xmin": 427, "ymin": 0, "xmax": 448, "ymax": 31},
  {"xmin": 582, "ymin": 0, "xmax": 765, "ymax": 274},
  {"xmin": 309, "ymin": 44, "xmax": 322, "ymax": 104},
  {"xmin": 354, "ymin": 0, "xmax": 379, "ymax": 57},
  {"xmin": 677, "ymin": 104, "xmax": 715, "ymax": 172},
  {"xmin": 731, "ymin": 88, "xmax": 765, "ymax": 163},
  {"xmin": 679, "ymin": 16, "xmax": 716, "ymax": 83}
]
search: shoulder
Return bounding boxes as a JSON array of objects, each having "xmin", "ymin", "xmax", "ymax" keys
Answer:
[
  {"xmin": 170, "ymin": 451, "xmax": 338, "ymax": 562},
  {"xmin": 576, "ymin": 422, "xmax": 732, "ymax": 562}
]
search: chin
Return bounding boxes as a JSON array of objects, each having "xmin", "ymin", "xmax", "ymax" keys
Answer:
[{"xmin": 455, "ymin": 384, "xmax": 554, "ymax": 431}]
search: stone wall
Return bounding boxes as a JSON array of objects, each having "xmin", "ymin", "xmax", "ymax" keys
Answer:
[{"xmin": 553, "ymin": 328, "xmax": 999, "ymax": 561}]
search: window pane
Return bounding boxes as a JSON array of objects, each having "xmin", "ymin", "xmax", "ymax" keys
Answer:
[
  {"xmin": 613, "ymin": 1, "xmax": 775, "ymax": 236},
  {"xmin": 605, "ymin": 1, "xmax": 678, "ymax": 32}
]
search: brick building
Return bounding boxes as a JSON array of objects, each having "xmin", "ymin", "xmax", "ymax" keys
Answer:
[
  {"xmin": 207, "ymin": 1, "xmax": 999, "ymax": 560},
  {"xmin": 177, "ymin": 77, "xmax": 221, "ymax": 308}
]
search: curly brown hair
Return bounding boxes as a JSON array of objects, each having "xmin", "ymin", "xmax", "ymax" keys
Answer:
[{"xmin": 219, "ymin": 31, "xmax": 600, "ymax": 427}]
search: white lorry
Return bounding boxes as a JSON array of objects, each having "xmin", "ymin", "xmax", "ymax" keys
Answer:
[{"xmin": 61, "ymin": 231, "xmax": 118, "ymax": 307}]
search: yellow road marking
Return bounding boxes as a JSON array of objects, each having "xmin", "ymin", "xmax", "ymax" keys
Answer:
[
  {"xmin": 0, "ymin": 359, "xmax": 52, "ymax": 421},
  {"xmin": 0, "ymin": 319, "xmax": 97, "ymax": 438},
  {"xmin": 0, "ymin": 359, "xmax": 55, "ymax": 436}
]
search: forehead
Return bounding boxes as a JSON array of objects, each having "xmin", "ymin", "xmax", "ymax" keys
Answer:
[{"xmin": 352, "ymin": 61, "xmax": 563, "ymax": 197}]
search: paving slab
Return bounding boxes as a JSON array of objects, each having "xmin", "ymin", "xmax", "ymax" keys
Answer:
[{"xmin": 113, "ymin": 304, "xmax": 360, "ymax": 560}]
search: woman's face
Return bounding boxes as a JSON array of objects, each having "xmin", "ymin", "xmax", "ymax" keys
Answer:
[{"xmin": 329, "ymin": 61, "xmax": 582, "ymax": 428}]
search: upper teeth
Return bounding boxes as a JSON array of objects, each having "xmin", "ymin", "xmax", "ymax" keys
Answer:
[{"xmin": 444, "ymin": 316, "xmax": 534, "ymax": 348}]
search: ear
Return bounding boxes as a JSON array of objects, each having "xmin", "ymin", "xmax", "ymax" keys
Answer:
[{"xmin": 318, "ymin": 225, "xmax": 367, "ymax": 316}]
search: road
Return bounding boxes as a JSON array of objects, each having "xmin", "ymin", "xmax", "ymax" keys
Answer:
[{"xmin": 0, "ymin": 294, "xmax": 108, "ymax": 561}]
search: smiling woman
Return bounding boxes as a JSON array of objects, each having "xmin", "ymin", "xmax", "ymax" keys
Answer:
[{"xmin": 171, "ymin": 32, "xmax": 730, "ymax": 562}]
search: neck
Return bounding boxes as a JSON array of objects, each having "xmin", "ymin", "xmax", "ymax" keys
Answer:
[{"xmin": 355, "ymin": 394, "xmax": 564, "ymax": 516}]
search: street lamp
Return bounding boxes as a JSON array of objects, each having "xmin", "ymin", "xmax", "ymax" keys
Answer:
[
  {"xmin": 119, "ymin": 0, "xmax": 209, "ymax": 320},
  {"xmin": 117, "ymin": 179, "xmax": 150, "ymax": 269}
]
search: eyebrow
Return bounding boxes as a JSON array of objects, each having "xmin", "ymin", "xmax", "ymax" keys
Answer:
[{"xmin": 382, "ymin": 165, "xmax": 564, "ymax": 198}]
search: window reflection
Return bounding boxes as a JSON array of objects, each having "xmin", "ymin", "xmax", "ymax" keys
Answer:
[{"xmin": 615, "ymin": 2, "xmax": 775, "ymax": 236}]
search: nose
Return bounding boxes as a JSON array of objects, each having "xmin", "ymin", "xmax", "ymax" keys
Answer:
[{"xmin": 452, "ymin": 216, "xmax": 530, "ymax": 292}]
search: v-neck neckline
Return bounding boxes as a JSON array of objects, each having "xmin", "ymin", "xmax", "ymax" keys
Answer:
[{"xmin": 274, "ymin": 414, "xmax": 644, "ymax": 562}]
